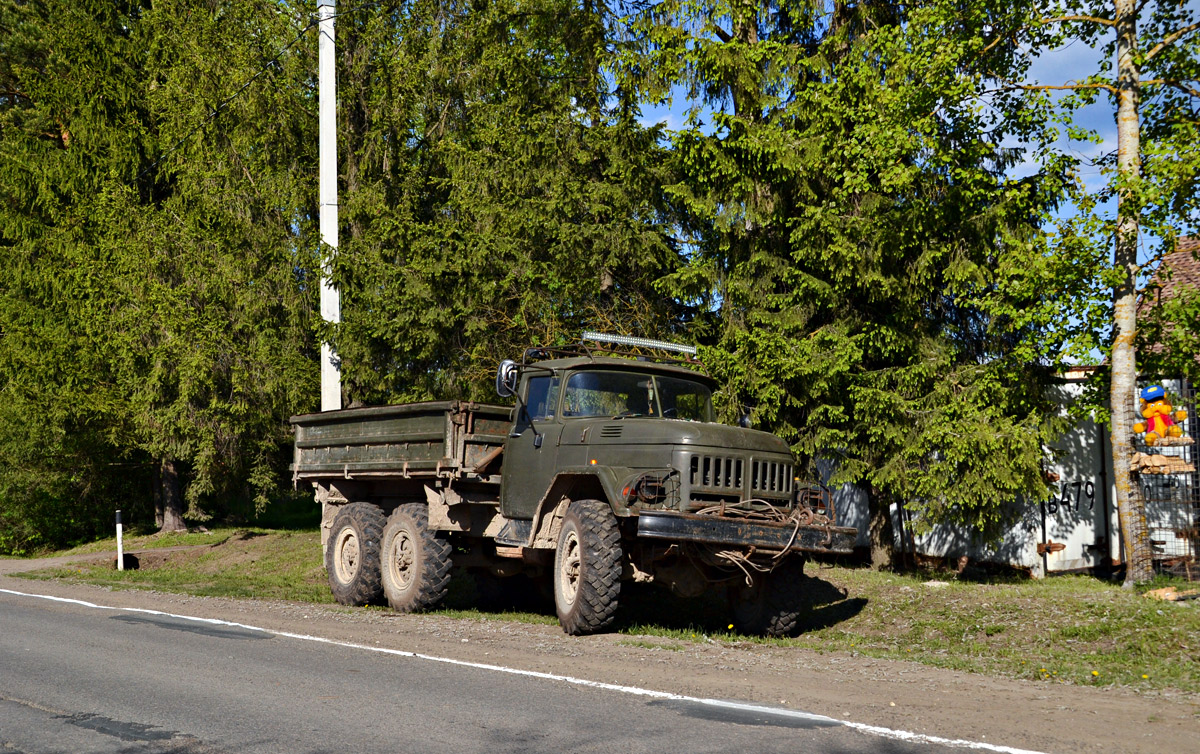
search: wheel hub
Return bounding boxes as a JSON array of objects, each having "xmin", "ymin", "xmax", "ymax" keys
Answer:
[
  {"xmin": 559, "ymin": 530, "xmax": 581, "ymax": 604},
  {"xmin": 389, "ymin": 530, "xmax": 416, "ymax": 590},
  {"xmin": 334, "ymin": 528, "xmax": 360, "ymax": 583}
]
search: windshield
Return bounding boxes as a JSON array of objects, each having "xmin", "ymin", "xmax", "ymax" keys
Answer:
[{"xmin": 561, "ymin": 370, "xmax": 713, "ymax": 422}]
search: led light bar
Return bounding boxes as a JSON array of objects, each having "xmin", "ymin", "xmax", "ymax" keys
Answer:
[{"xmin": 582, "ymin": 331, "xmax": 698, "ymax": 356}]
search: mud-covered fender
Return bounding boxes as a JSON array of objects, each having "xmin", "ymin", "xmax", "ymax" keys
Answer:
[{"xmin": 524, "ymin": 466, "xmax": 634, "ymax": 548}]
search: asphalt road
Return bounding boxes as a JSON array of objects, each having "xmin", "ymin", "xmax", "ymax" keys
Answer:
[{"xmin": 0, "ymin": 590, "xmax": 980, "ymax": 754}]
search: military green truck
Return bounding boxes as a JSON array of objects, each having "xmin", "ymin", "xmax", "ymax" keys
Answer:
[{"xmin": 291, "ymin": 335, "xmax": 856, "ymax": 636}]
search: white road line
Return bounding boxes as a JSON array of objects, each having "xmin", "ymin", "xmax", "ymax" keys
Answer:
[{"xmin": 0, "ymin": 587, "xmax": 1046, "ymax": 754}]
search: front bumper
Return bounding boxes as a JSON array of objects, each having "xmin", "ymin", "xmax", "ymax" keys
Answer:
[{"xmin": 636, "ymin": 511, "xmax": 856, "ymax": 556}]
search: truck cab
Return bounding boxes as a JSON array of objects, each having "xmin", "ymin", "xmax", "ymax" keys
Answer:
[{"xmin": 500, "ymin": 355, "xmax": 799, "ymax": 520}]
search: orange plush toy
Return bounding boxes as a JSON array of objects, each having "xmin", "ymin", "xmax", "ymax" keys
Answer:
[{"xmin": 1133, "ymin": 385, "xmax": 1188, "ymax": 446}]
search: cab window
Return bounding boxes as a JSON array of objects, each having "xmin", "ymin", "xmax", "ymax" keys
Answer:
[
  {"xmin": 560, "ymin": 370, "xmax": 714, "ymax": 421},
  {"xmin": 524, "ymin": 376, "xmax": 559, "ymax": 421}
]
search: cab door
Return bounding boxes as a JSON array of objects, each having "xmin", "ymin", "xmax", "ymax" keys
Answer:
[{"xmin": 500, "ymin": 373, "xmax": 562, "ymax": 520}]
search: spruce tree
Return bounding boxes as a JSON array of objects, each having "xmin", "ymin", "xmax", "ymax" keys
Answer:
[
  {"xmin": 326, "ymin": 0, "xmax": 685, "ymax": 403},
  {"xmin": 0, "ymin": 0, "xmax": 319, "ymax": 541},
  {"xmin": 619, "ymin": 0, "xmax": 1074, "ymax": 561}
]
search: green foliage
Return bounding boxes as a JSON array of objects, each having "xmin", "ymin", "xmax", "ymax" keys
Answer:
[
  {"xmin": 1007, "ymin": 1, "xmax": 1200, "ymax": 583},
  {"xmin": 0, "ymin": 0, "xmax": 157, "ymax": 551},
  {"xmin": 0, "ymin": 1, "xmax": 318, "ymax": 551},
  {"xmin": 0, "ymin": 0, "xmax": 681, "ymax": 550},
  {"xmin": 328, "ymin": 0, "xmax": 685, "ymax": 403},
  {"xmin": 0, "ymin": 0, "xmax": 1194, "ymax": 555},
  {"xmin": 618, "ymin": 0, "xmax": 1073, "ymax": 535},
  {"xmin": 1017, "ymin": 1, "xmax": 1200, "ymax": 379},
  {"xmin": 1140, "ymin": 282, "xmax": 1200, "ymax": 381}
]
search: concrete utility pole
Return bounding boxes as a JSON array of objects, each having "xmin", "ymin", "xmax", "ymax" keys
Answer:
[{"xmin": 318, "ymin": 0, "xmax": 342, "ymax": 411}]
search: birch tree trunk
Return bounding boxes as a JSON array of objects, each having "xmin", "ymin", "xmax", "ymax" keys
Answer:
[{"xmin": 1111, "ymin": 0, "xmax": 1155, "ymax": 586}]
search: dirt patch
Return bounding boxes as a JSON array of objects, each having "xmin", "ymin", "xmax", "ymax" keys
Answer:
[
  {"xmin": 176, "ymin": 539, "xmax": 263, "ymax": 571},
  {"xmin": 1, "ymin": 550, "xmax": 1196, "ymax": 754}
]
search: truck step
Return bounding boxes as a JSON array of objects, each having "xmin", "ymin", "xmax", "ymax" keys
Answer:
[{"xmin": 494, "ymin": 518, "xmax": 533, "ymax": 547}]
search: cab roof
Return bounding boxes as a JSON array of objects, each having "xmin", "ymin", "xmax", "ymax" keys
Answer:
[{"xmin": 527, "ymin": 355, "xmax": 716, "ymax": 388}]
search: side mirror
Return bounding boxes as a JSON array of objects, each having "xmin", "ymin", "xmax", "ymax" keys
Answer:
[
  {"xmin": 496, "ymin": 359, "xmax": 518, "ymax": 398},
  {"xmin": 738, "ymin": 413, "xmax": 752, "ymax": 429}
]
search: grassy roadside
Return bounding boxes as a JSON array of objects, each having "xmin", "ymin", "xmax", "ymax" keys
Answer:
[
  {"xmin": 12, "ymin": 529, "xmax": 329, "ymax": 603},
  {"xmin": 10, "ymin": 530, "xmax": 1199, "ymax": 696},
  {"xmin": 52, "ymin": 528, "xmax": 240, "ymax": 555}
]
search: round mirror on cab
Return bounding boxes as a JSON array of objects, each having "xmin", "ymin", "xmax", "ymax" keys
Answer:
[{"xmin": 496, "ymin": 359, "xmax": 518, "ymax": 398}]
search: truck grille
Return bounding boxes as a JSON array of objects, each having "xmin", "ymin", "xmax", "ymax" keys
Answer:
[
  {"xmin": 689, "ymin": 455, "xmax": 743, "ymax": 490},
  {"xmin": 750, "ymin": 459, "xmax": 794, "ymax": 496},
  {"xmin": 687, "ymin": 454, "xmax": 794, "ymax": 500}
]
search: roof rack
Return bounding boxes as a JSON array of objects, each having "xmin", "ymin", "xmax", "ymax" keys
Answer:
[
  {"xmin": 582, "ymin": 331, "xmax": 697, "ymax": 356},
  {"xmin": 520, "ymin": 333, "xmax": 704, "ymax": 368}
]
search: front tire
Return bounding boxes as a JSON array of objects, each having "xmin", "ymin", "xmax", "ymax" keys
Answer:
[
  {"xmin": 380, "ymin": 503, "xmax": 453, "ymax": 612},
  {"xmin": 730, "ymin": 557, "xmax": 807, "ymax": 637},
  {"xmin": 554, "ymin": 500, "xmax": 622, "ymax": 635},
  {"xmin": 325, "ymin": 503, "xmax": 386, "ymax": 606}
]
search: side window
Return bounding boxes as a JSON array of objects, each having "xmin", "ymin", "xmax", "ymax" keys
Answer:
[{"xmin": 524, "ymin": 376, "xmax": 559, "ymax": 421}]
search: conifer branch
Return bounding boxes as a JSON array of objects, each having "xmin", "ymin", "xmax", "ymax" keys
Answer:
[
  {"xmin": 708, "ymin": 24, "xmax": 733, "ymax": 44},
  {"xmin": 138, "ymin": 17, "xmax": 320, "ymax": 179}
]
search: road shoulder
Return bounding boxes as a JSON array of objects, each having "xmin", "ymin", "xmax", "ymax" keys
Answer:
[{"xmin": 1, "ymin": 558, "xmax": 1195, "ymax": 754}]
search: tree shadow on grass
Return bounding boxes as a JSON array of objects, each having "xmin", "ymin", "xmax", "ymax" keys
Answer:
[{"xmin": 244, "ymin": 492, "xmax": 322, "ymax": 530}]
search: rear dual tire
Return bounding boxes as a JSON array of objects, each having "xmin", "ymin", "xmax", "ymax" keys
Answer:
[
  {"xmin": 380, "ymin": 503, "xmax": 453, "ymax": 612},
  {"xmin": 326, "ymin": 503, "xmax": 386, "ymax": 606}
]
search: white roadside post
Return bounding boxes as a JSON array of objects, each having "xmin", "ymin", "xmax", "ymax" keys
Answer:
[
  {"xmin": 318, "ymin": 0, "xmax": 341, "ymax": 411},
  {"xmin": 116, "ymin": 510, "xmax": 124, "ymax": 571}
]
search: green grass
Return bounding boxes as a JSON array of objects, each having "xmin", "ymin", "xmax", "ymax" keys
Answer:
[
  {"xmin": 49, "ymin": 528, "xmax": 239, "ymax": 556},
  {"xmin": 12, "ymin": 531, "xmax": 1199, "ymax": 695},
  {"xmin": 17, "ymin": 493, "xmax": 322, "ymax": 559},
  {"xmin": 17, "ymin": 530, "xmax": 330, "ymax": 603},
  {"xmin": 606, "ymin": 567, "xmax": 1200, "ymax": 695}
]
